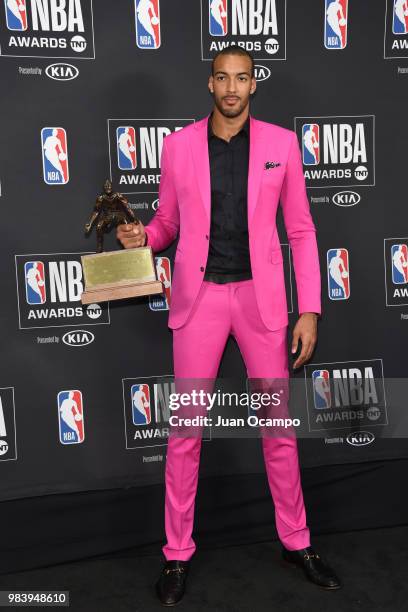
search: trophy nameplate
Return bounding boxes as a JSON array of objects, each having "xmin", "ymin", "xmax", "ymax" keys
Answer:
[{"xmin": 81, "ymin": 247, "xmax": 163, "ymax": 304}]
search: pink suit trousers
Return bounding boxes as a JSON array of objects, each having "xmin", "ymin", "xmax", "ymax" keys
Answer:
[{"xmin": 163, "ymin": 278, "xmax": 311, "ymax": 561}]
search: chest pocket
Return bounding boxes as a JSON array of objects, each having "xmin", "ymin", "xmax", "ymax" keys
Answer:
[{"xmin": 261, "ymin": 164, "xmax": 285, "ymax": 192}]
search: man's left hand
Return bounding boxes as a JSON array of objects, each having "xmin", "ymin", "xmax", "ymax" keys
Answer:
[{"xmin": 291, "ymin": 313, "xmax": 318, "ymax": 369}]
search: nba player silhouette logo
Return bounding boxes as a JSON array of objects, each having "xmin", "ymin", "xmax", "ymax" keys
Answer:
[
  {"xmin": 131, "ymin": 384, "xmax": 151, "ymax": 425},
  {"xmin": 302, "ymin": 124, "xmax": 320, "ymax": 166},
  {"xmin": 209, "ymin": 0, "xmax": 227, "ymax": 36},
  {"xmin": 324, "ymin": 0, "xmax": 348, "ymax": 49},
  {"xmin": 24, "ymin": 261, "xmax": 46, "ymax": 305},
  {"xmin": 135, "ymin": 0, "xmax": 161, "ymax": 49},
  {"xmin": 327, "ymin": 248, "xmax": 350, "ymax": 300},
  {"xmin": 116, "ymin": 127, "xmax": 137, "ymax": 170},
  {"xmin": 312, "ymin": 370, "xmax": 331, "ymax": 409},
  {"xmin": 391, "ymin": 244, "xmax": 408, "ymax": 284},
  {"xmin": 5, "ymin": 0, "xmax": 27, "ymax": 30},
  {"xmin": 41, "ymin": 127, "xmax": 69, "ymax": 185}
]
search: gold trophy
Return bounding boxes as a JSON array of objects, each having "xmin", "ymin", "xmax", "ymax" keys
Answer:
[{"xmin": 81, "ymin": 180, "xmax": 163, "ymax": 304}]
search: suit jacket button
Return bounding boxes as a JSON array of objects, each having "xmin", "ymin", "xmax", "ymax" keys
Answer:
[
  {"xmin": 205, "ymin": 235, "xmax": 209, "ymax": 240},
  {"xmin": 200, "ymin": 266, "xmax": 204, "ymax": 272}
]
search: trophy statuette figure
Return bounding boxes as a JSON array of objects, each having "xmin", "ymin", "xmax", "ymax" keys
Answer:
[{"xmin": 80, "ymin": 179, "xmax": 163, "ymax": 304}]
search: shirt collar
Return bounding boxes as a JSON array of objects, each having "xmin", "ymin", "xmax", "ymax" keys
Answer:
[{"xmin": 207, "ymin": 112, "xmax": 250, "ymax": 140}]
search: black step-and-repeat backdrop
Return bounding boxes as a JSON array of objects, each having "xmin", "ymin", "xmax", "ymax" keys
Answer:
[{"xmin": 1, "ymin": 1, "xmax": 408, "ymax": 502}]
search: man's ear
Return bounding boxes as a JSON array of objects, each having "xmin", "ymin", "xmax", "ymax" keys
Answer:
[{"xmin": 208, "ymin": 75, "xmax": 214, "ymax": 94}]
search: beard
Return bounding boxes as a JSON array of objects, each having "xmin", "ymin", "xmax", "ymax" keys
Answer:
[{"xmin": 213, "ymin": 93, "xmax": 249, "ymax": 118}]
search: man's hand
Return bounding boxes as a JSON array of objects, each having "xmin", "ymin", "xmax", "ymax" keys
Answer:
[
  {"xmin": 291, "ymin": 313, "xmax": 318, "ymax": 369},
  {"xmin": 116, "ymin": 221, "xmax": 146, "ymax": 248}
]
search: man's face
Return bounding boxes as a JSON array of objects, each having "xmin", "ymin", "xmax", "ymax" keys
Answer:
[{"xmin": 208, "ymin": 54, "xmax": 256, "ymax": 118}]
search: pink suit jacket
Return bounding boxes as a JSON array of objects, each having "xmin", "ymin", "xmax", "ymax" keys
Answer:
[{"xmin": 144, "ymin": 114, "xmax": 321, "ymax": 331}]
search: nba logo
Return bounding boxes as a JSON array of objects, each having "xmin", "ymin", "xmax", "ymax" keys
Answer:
[
  {"xmin": 57, "ymin": 390, "xmax": 85, "ymax": 445},
  {"xmin": 117, "ymin": 127, "xmax": 137, "ymax": 170},
  {"xmin": 302, "ymin": 124, "xmax": 320, "ymax": 165},
  {"xmin": 131, "ymin": 384, "xmax": 151, "ymax": 425},
  {"xmin": 24, "ymin": 261, "xmax": 46, "ymax": 305},
  {"xmin": 135, "ymin": 0, "xmax": 161, "ymax": 49},
  {"xmin": 149, "ymin": 257, "xmax": 171, "ymax": 311},
  {"xmin": 312, "ymin": 370, "xmax": 331, "ymax": 409},
  {"xmin": 391, "ymin": 244, "xmax": 408, "ymax": 284},
  {"xmin": 209, "ymin": 0, "xmax": 228, "ymax": 36},
  {"xmin": 5, "ymin": 0, "xmax": 27, "ymax": 31},
  {"xmin": 324, "ymin": 0, "xmax": 348, "ymax": 49},
  {"xmin": 41, "ymin": 128, "xmax": 69, "ymax": 185},
  {"xmin": 327, "ymin": 248, "xmax": 350, "ymax": 300},
  {"xmin": 393, "ymin": 0, "xmax": 408, "ymax": 34}
]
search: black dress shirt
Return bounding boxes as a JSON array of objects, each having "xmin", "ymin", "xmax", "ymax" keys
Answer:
[{"xmin": 203, "ymin": 114, "xmax": 252, "ymax": 283}]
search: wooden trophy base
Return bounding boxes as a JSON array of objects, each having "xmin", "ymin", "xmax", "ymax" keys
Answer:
[{"xmin": 81, "ymin": 280, "xmax": 163, "ymax": 304}]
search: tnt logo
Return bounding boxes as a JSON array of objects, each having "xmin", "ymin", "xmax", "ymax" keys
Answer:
[
  {"xmin": 57, "ymin": 390, "xmax": 84, "ymax": 444},
  {"xmin": 117, "ymin": 127, "xmax": 137, "ymax": 170},
  {"xmin": 135, "ymin": 0, "xmax": 161, "ymax": 49},
  {"xmin": 5, "ymin": 0, "xmax": 27, "ymax": 31},
  {"xmin": 209, "ymin": 0, "xmax": 227, "ymax": 36},
  {"xmin": 302, "ymin": 124, "xmax": 320, "ymax": 165},
  {"xmin": 391, "ymin": 244, "xmax": 408, "ymax": 284},
  {"xmin": 393, "ymin": 0, "xmax": 408, "ymax": 34},
  {"xmin": 131, "ymin": 383, "xmax": 151, "ymax": 425},
  {"xmin": 312, "ymin": 370, "xmax": 331, "ymax": 409},
  {"xmin": 41, "ymin": 127, "xmax": 69, "ymax": 185},
  {"xmin": 324, "ymin": 0, "xmax": 348, "ymax": 49},
  {"xmin": 150, "ymin": 256, "xmax": 171, "ymax": 311},
  {"xmin": 327, "ymin": 248, "xmax": 350, "ymax": 300},
  {"xmin": 24, "ymin": 261, "xmax": 46, "ymax": 304}
]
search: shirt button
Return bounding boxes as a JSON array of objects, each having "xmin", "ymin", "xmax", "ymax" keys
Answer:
[{"xmin": 200, "ymin": 266, "xmax": 204, "ymax": 272}]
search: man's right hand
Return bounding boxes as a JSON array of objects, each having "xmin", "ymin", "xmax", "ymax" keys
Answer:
[{"xmin": 116, "ymin": 221, "xmax": 146, "ymax": 248}]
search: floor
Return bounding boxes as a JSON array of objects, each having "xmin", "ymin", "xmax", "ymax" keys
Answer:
[{"xmin": 0, "ymin": 525, "xmax": 406, "ymax": 611}]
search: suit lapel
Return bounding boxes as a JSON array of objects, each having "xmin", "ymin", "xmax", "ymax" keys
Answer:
[
  {"xmin": 189, "ymin": 114, "xmax": 211, "ymax": 225},
  {"xmin": 188, "ymin": 113, "xmax": 267, "ymax": 226},
  {"xmin": 248, "ymin": 115, "xmax": 267, "ymax": 225}
]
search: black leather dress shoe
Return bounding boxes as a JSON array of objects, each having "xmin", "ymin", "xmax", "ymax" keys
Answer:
[
  {"xmin": 155, "ymin": 560, "xmax": 190, "ymax": 606},
  {"xmin": 282, "ymin": 546, "xmax": 342, "ymax": 590}
]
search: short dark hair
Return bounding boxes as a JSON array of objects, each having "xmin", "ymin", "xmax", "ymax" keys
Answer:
[{"xmin": 211, "ymin": 47, "xmax": 255, "ymax": 78}]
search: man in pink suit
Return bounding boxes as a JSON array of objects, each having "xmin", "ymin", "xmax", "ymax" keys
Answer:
[{"xmin": 117, "ymin": 47, "xmax": 341, "ymax": 605}]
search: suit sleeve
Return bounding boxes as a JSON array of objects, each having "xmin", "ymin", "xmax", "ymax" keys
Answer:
[
  {"xmin": 144, "ymin": 137, "xmax": 179, "ymax": 253},
  {"xmin": 279, "ymin": 131, "xmax": 321, "ymax": 316}
]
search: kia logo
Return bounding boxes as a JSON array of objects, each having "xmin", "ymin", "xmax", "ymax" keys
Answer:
[
  {"xmin": 45, "ymin": 63, "xmax": 79, "ymax": 81},
  {"xmin": 346, "ymin": 431, "xmax": 375, "ymax": 446},
  {"xmin": 62, "ymin": 330, "xmax": 94, "ymax": 347},
  {"xmin": 332, "ymin": 191, "xmax": 361, "ymax": 207},
  {"xmin": 254, "ymin": 64, "xmax": 271, "ymax": 82}
]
